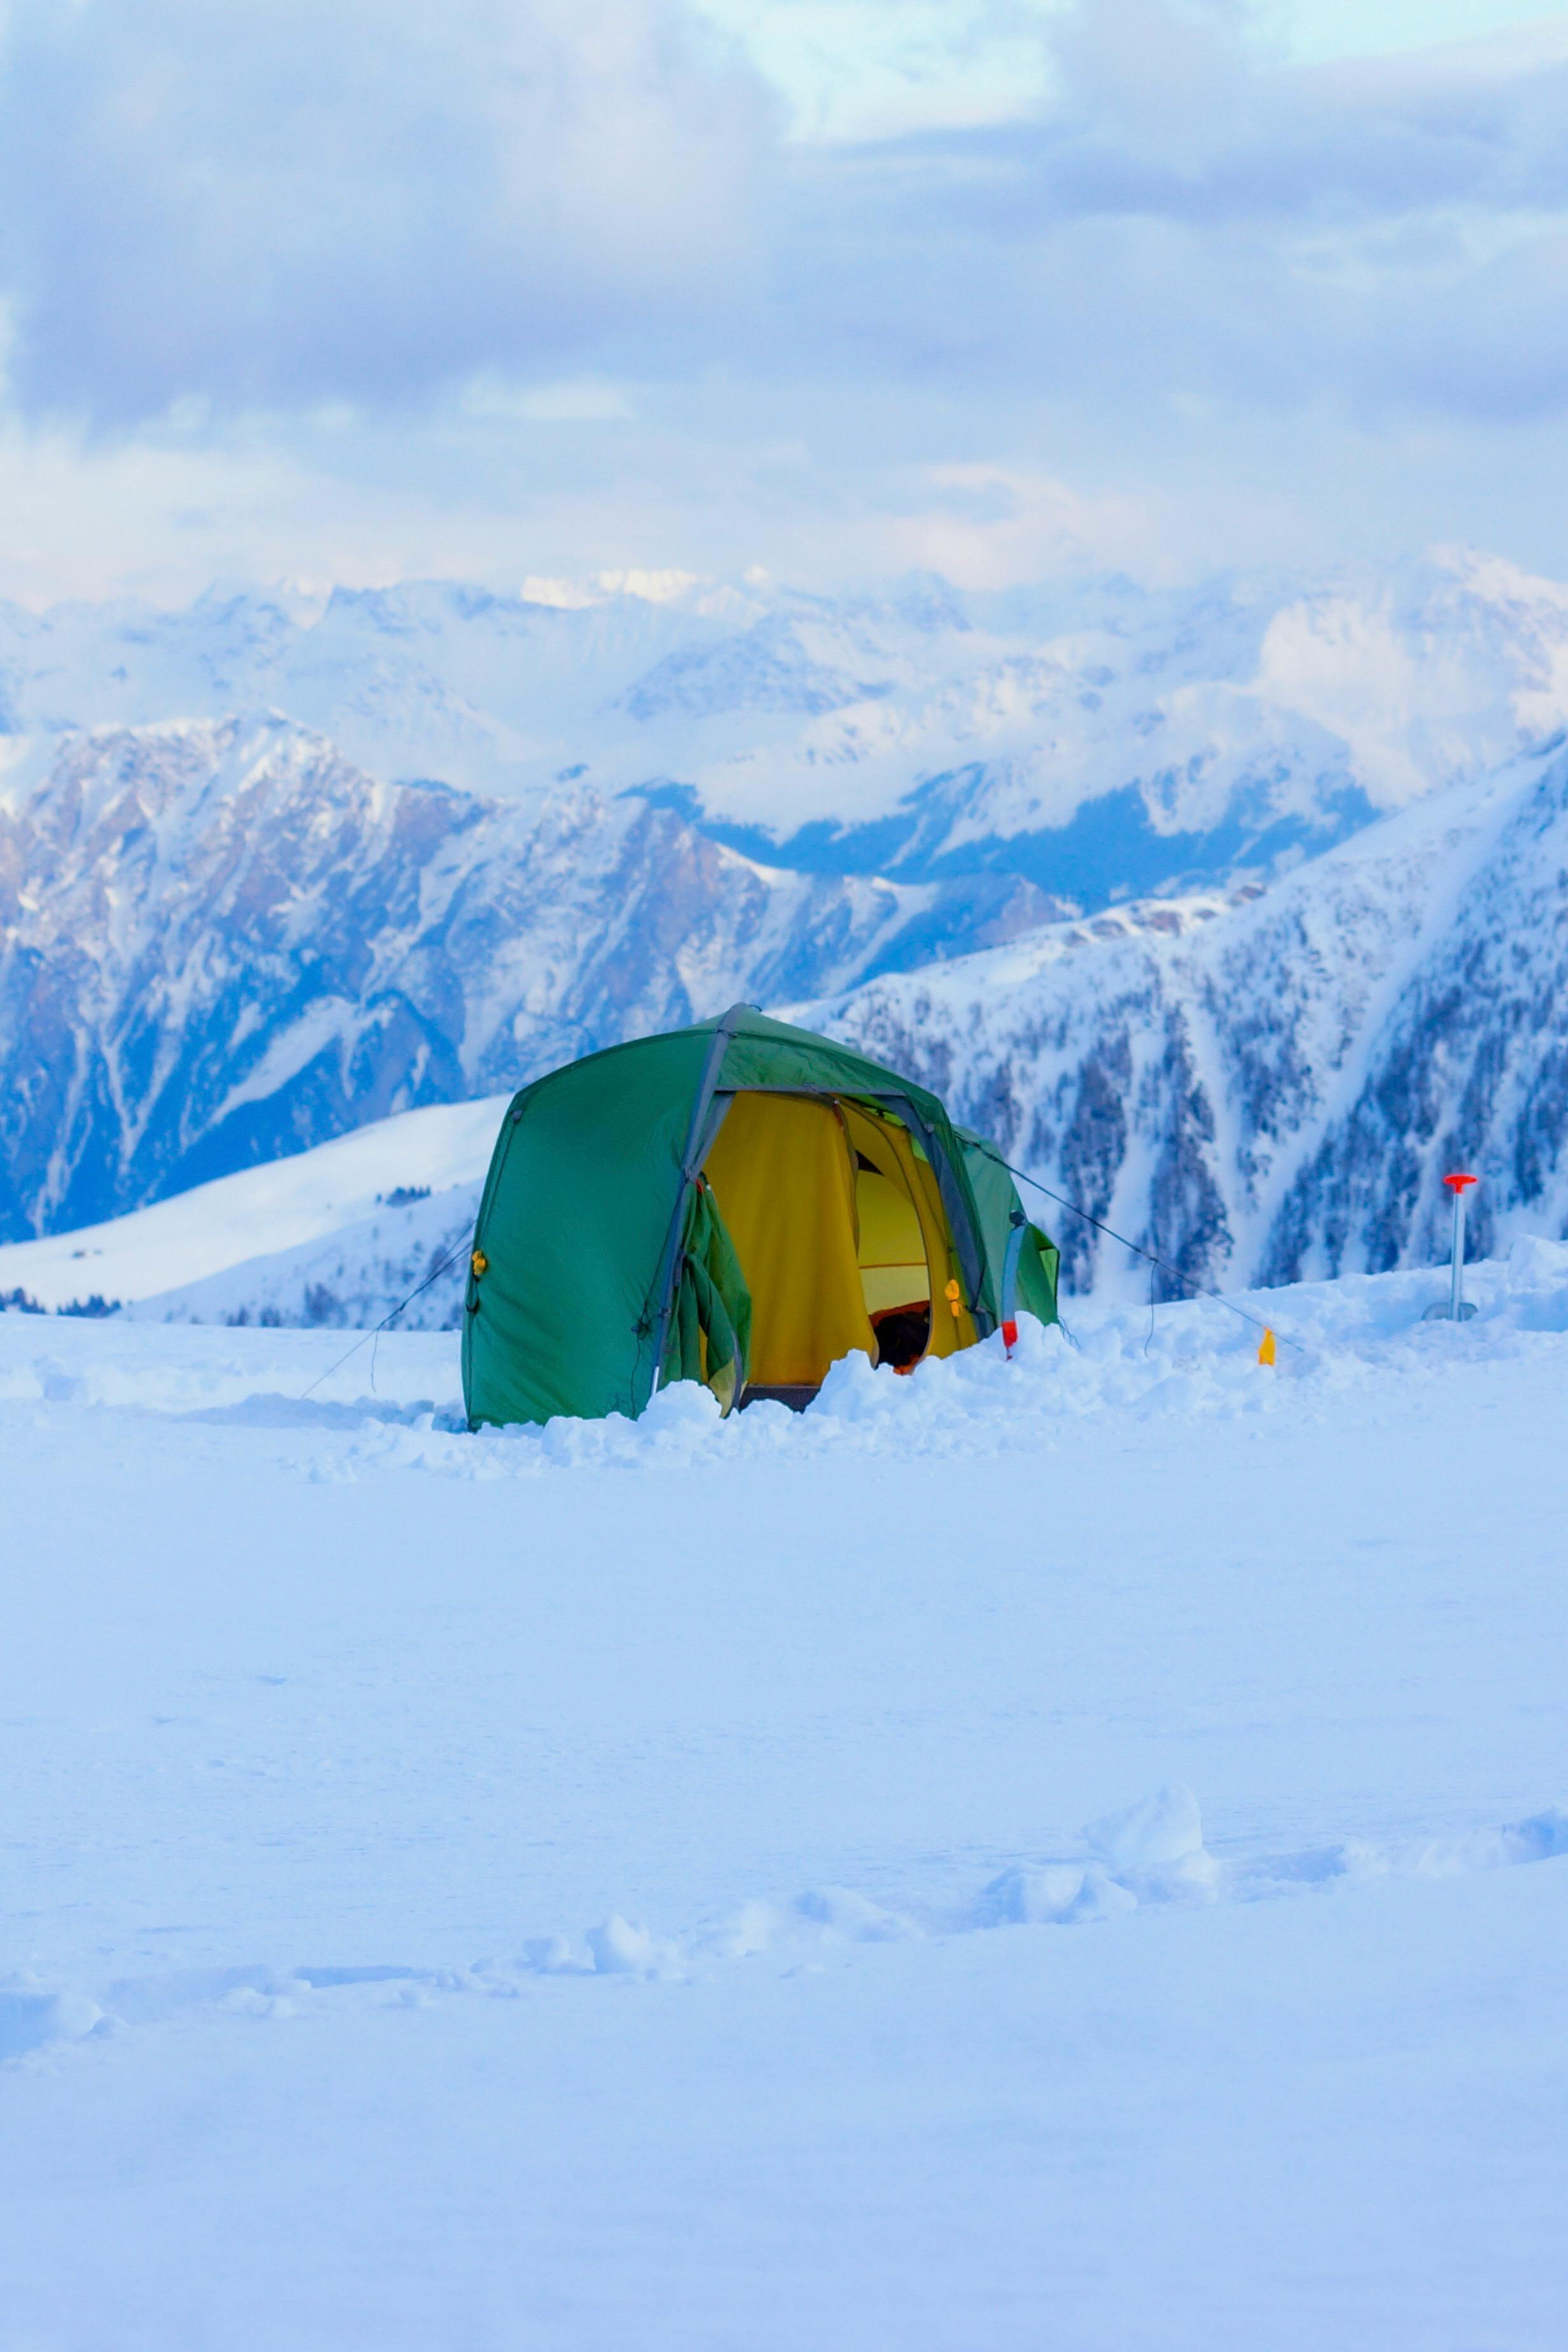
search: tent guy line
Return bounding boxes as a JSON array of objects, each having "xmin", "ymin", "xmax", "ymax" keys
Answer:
[
  {"xmin": 973, "ymin": 1144, "xmax": 1308, "ymax": 1357},
  {"xmin": 298, "ymin": 1228, "xmax": 476, "ymax": 1403}
]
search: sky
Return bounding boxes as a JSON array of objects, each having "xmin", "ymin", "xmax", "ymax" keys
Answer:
[{"xmin": 0, "ymin": 0, "xmax": 1566, "ymax": 604}]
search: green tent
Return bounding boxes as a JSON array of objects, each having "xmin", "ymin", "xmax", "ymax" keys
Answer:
[{"xmin": 461, "ymin": 1004, "xmax": 1059, "ymax": 1429}]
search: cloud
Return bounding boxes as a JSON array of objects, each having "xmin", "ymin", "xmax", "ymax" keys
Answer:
[
  {"xmin": 913, "ymin": 1, "xmax": 1568, "ymax": 229},
  {"xmin": 6, "ymin": 0, "xmax": 1568, "ymax": 432},
  {"xmin": 0, "ymin": 0, "xmax": 772, "ymax": 420},
  {"xmin": 4, "ymin": 1, "xmax": 1568, "ymax": 596},
  {"xmin": 767, "ymin": 1, "xmax": 1568, "ymax": 426}
]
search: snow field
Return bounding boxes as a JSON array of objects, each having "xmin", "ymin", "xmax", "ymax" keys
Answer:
[
  {"xmin": 0, "ymin": 1092, "xmax": 504, "ymax": 1312},
  {"xmin": 2, "ymin": 1247, "xmax": 1567, "ymax": 2345},
  {"xmin": 10, "ymin": 1781, "xmax": 1560, "ymax": 2066},
  {"xmin": 8, "ymin": 1229, "xmax": 1568, "ymax": 1473}
]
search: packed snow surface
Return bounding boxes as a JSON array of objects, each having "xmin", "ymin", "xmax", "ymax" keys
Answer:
[{"xmin": 3, "ymin": 1251, "xmax": 1567, "ymax": 2347}]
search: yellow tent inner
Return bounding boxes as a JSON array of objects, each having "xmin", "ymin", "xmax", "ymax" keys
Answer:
[
  {"xmin": 701, "ymin": 1090, "xmax": 975, "ymax": 1391},
  {"xmin": 854, "ymin": 1165, "xmax": 927, "ymax": 1315},
  {"xmin": 838, "ymin": 1098, "xmax": 974, "ymax": 1358}
]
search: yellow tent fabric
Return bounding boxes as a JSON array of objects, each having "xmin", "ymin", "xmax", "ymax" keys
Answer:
[
  {"xmin": 853, "ymin": 1164, "xmax": 927, "ymax": 1316},
  {"xmin": 703, "ymin": 1094, "xmax": 877, "ymax": 1386},
  {"xmin": 839, "ymin": 1099, "xmax": 976, "ymax": 1356}
]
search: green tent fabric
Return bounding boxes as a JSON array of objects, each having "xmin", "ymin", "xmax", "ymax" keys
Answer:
[
  {"xmin": 956, "ymin": 1128, "xmax": 1061, "ymax": 1331},
  {"xmin": 461, "ymin": 1003, "xmax": 1059, "ymax": 1429},
  {"xmin": 658, "ymin": 1177, "xmax": 752, "ymax": 1413}
]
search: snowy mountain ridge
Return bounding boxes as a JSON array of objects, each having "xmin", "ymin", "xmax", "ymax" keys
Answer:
[
  {"xmin": 7, "ymin": 548, "xmax": 1568, "ymax": 1260},
  {"xmin": 807, "ymin": 739, "xmax": 1568, "ymax": 1297},
  {"xmin": 0, "ymin": 1093, "xmax": 501, "ymax": 1318},
  {"xmin": 4, "ymin": 732, "xmax": 1559, "ymax": 1332},
  {"xmin": 1, "ymin": 715, "xmax": 1063, "ymax": 1240},
  {"xmin": 7, "ymin": 548, "xmax": 1568, "ymax": 907}
]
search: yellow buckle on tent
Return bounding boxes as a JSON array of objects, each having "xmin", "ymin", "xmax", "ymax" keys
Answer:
[
  {"xmin": 471, "ymin": 1248, "xmax": 489, "ymax": 1280},
  {"xmin": 944, "ymin": 1277, "xmax": 962, "ymax": 1319}
]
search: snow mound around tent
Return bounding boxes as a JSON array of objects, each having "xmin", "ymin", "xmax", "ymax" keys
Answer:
[{"xmin": 5, "ymin": 1239, "xmax": 1568, "ymax": 1485}]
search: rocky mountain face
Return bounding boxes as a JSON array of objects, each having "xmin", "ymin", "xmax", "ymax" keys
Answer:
[
  {"xmin": 0, "ymin": 717, "xmax": 1056, "ymax": 1240},
  {"xmin": 807, "ymin": 743, "xmax": 1568, "ymax": 1298}
]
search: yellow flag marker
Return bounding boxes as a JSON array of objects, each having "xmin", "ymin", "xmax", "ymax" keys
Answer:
[{"xmin": 1257, "ymin": 1327, "xmax": 1276, "ymax": 1368}]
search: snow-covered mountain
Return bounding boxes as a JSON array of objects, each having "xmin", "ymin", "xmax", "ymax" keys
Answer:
[
  {"xmin": 5, "ymin": 725, "xmax": 1566, "ymax": 1325},
  {"xmin": 807, "ymin": 740, "xmax": 1568, "ymax": 1298},
  {"xmin": 0, "ymin": 1095, "xmax": 499, "ymax": 1318},
  {"xmin": 119, "ymin": 1180, "xmax": 479, "ymax": 1334},
  {"xmin": 0, "ymin": 716, "xmax": 1062, "ymax": 1240},
  {"xmin": 8, "ymin": 548, "xmax": 1568, "ymax": 1256},
  {"xmin": 8, "ymin": 549, "xmax": 1568, "ymax": 909},
  {"xmin": 15, "ymin": 733, "xmax": 1559, "ymax": 1331}
]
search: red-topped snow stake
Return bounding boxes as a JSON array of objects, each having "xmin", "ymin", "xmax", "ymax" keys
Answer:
[
  {"xmin": 1000, "ymin": 1212, "xmax": 1026, "ymax": 1360},
  {"xmin": 1426, "ymin": 1173, "xmax": 1480, "ymax": 1322}
]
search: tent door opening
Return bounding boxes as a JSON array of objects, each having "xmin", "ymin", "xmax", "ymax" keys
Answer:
[{"xmin": 700, "ymin": 1089, "xmax": 973, "ymax": 1408}]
